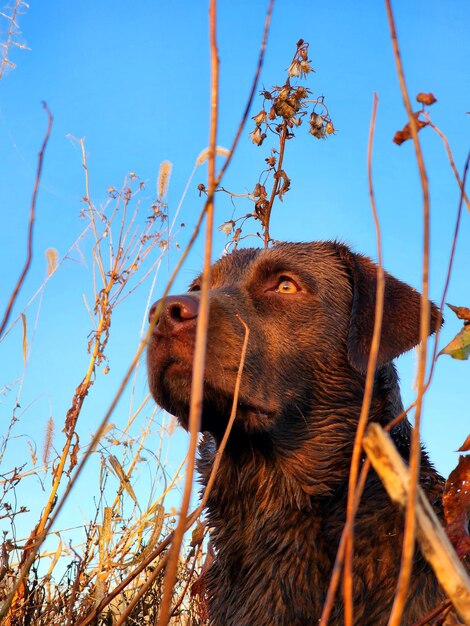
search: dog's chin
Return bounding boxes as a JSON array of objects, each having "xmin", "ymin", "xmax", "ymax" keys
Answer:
[{"xmin": 152, "ymin": 375, "xmax": 276, "ymax": 437}]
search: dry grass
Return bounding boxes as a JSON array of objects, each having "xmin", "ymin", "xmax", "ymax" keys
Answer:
[{"xmin": 1, "ymin": 1, "xmax": 468, "ymax": 625}]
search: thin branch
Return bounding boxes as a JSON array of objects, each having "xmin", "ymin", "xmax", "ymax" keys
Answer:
[
  {"xmin": 156, "ymin": 1, "xmax": 219, "ymax": 623},
  {"xmin": 0, "ymin": 102, "xmax": 53, "ymax": 338},
  {"xmin": 422, "ymin": 112, "xmax": 470, "ymax": 212},
  {"xmin": 321, "ymin": 93, "xmax": 383, "ymax": 626},
  {"xmin": 385, "ymin": 2, "xmax": 430, "ymax": 623},
  {"xmin": 343, "ymin": 92, "xmax": 384, "ymax": 626}
]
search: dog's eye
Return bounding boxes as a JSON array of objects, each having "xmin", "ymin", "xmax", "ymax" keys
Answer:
[{"xmin": 275, "ymin": 278, "xmax": 299, "ymax": 294}]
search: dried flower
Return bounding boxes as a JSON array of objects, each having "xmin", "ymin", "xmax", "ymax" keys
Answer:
[
  {"xmin": 45, "ymin": 248, "xmax": 58, "ymax": 276},
  {"xmin": 300, "ymin": 60, "xmax": 314, "ymax": 77},
  {"xmin": 310, "ymin": 112, "xmax": 324, "ymax": 128},
  {"xmin": 325, "ymin": 121, "xmax": 335, "ymax": 134},
  {"xmin": 309, "ymin": 113, "xmax": 326, "ymax": 138},
  {"xmin": 219, "ymin": 220, "xmax": 235, "ymax": 236},
  {"xmin": 274, "ymin": 100, "xmax": 296, "ymax": 119},
  {"xmin": 157, "ymin": 160, "xmax": 172, "ymax": 200},
  {"xmin": 253, "ymin": 183, "xmax": 267, "ymax": 198},
  {"xmin": 287, "ymin": 60, "xmax": 302, "ymax": 77},
  {"xmin": 252, "ymin": 110, "xmax": 267, "ymax": 125},
  {"xmin": 268, "ymin": 106, "xmax": 276, "ymax": 120},
  {"xmin": 293, "ymin": 86, "xmax": 308, "ymax": 100},
  {"xmin": 196, "ymin": 146, "xmax": 230, "ymax": 166},
  {"xmin": 277, "ymin": 86, "xmax": 290, "ymax": 101},
  {"xmin": 250, "ymin": 127, "xmax": 266, "ymax": 146}
]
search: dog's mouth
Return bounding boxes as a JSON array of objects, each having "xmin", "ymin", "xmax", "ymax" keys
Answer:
[{"xmin": 147, "ymin": 346, "xmax": 276, "ymax": 435}]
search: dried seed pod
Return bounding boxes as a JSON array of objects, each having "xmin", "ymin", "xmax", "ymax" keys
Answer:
[
  {"xmin": 325, "ymin": 121, "xmax": 335, "ymax": 134},
  {"xmin": 416, "ymin": 92, "xmax": 437, "ymax": 106},
  {"xmin": 287, "ymin": 60, "xmax": 302, "ymax": 77},
  {"xmin": 253, "ymin": 110, "xmax": 267, "ymax": 125},
  {"xmin": 277, "ymin": 86, "xmax": 290, "ymax": 101},
  {"xmin": 274, "ymin": 100, "xmax": 296, "ymax": 119},
  {"xmin": 250, "ymin": 127, "xmax": 266, "ymax": 146}
]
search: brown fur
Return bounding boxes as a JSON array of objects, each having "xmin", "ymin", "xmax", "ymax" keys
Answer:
[{"xmin": 147, "ymin": 241, "xmax": 444, "ymax": 625}]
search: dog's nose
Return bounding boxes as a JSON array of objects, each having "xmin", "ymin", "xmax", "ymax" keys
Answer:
[{"xmin": 149, "ymin": 295, "xmax": 199, "ymax": 333}]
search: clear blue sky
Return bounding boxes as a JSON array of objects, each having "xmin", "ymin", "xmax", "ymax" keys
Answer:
[{"xmin": 1, "ymin": 0, "xmax": 469, "ymax": 543}]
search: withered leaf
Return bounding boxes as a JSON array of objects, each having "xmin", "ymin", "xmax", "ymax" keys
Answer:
[
  {"xmin": 443, "ymin": 455, "xmax": 470, "ymax": 559},
  {"xmin": 439, "ymin": 325, "xmax": 470, "ymax": 360},
  {"xmin": 393, "ymin": 113, "xmax": 428, "ymax": 146},
  {"xmin": 447, "ymin": 303, "xmax": 470, "ymax": 323},
  {"xmin": 416, "ymin": 92, "xmax": 437, "ymax": 106},
  {"xmin": 457, "ymin": 434, "xmax": 470, "ymax": 453}
]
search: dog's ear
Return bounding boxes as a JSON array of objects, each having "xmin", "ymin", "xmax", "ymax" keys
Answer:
[{"xmin": 336, "ymin": 244, "xmax": 442, "ymax": 373}]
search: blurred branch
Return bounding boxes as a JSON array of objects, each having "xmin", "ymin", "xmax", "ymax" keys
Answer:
[
  {"xmin": 363, "ymin": 423, "xmax": 470, "ymax": 624},
  {"xmin": 0, "ymin": 103, "xmax": 52, "ymax": 339},
  {"xmin": 156, "ymin": 0, "xmax": 219, "ymax": 622}
]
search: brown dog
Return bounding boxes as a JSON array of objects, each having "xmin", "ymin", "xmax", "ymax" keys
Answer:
[{"xmin": 147, "ymin": 241, "xmax": 444, "ymax": 625}]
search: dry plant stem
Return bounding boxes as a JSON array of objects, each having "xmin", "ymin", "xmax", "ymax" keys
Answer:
[
  {"xmin": 322, "ymin": 155, "xmax": 469, "ymax": 624},
  {"xmin": 427, "ymin": 153, "xmax": 469, "ymax": 369},
  {"xmin": 263, "ymin": 123, "xmax": 288, "ymax": 246},
  {"xmin": 342, "ymin": 92, "xmax": 383, "ymax": 626},
  {"xmin": 0, "ymin": 186, "xmax": 209, "ymax": 625},
  {"xmin": 0, "ymin": 222, "xmax": 92, "ymax": 345},
  {"xmin": 0, "ymin": 103, "xmax": 52, "ymax": 339},
  {"xmin": 319, "ymin": 456, "xmax": 372, "ymax": 626},
  {"xmin": 78, "ymin": 138, "xmax": 106, "ymax": 284},
  {"xmin": 385, "ymin": 2, "xmax": 431, "ymax": 623},
  {"xmin": 0, "ymin": 0, "xmax": 28, "ymax": 80},
  {"xmin": 156, "ymin": 5, "xmax": 219, "ymax": 624},
  {"xmin": 423, "ymin": 113, "xmax": 470, "ymax": 212},
  {"xmin": 112, "ymin": 320, "xmax": 249, "ymax": 626},
  {"xmin": 320, "ymin": 91, "xmax": 383, "ymax": 626},
  {"xmin": 0, "ymin": 4, "xmax": 274, "ymax": 619},
  {"xmin": 363, "ymin": 424, "xmax": 470, "ymax": 624},
  {"xmin": 4, "ymin": 243, "xmax": 125, "ymax": 624}
]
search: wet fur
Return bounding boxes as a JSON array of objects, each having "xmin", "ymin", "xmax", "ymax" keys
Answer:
[{"xmin": 147, "ymin": 241, "xmax": 444, "ymax": 625}]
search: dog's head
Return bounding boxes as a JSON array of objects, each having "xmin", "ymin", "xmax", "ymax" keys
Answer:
[{"xmin": 147, "ymin": 242, "xmax": 441, "ymax": 439}]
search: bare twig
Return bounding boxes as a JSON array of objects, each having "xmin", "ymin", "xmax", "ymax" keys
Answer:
[
  {"xmin": 422, "ymin": 112, "xmax": 470, "ymax": 212},
  {"xmin": 0, "ymin": 103, "xmax": 52, "ymax": 339}
]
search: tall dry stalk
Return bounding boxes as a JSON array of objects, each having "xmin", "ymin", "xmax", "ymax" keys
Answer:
[{"xmin": 384, "ymin": 2, "xmax": 430, "ymax": 623}]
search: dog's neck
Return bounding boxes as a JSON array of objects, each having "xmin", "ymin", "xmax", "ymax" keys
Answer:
[
  {"xmin": 196, "ymin": 363, "xmax": 442, "ymax": 625},
  {"xmin": 200, "ymin": 363, "xmax": 405, "ymax": 504}
]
